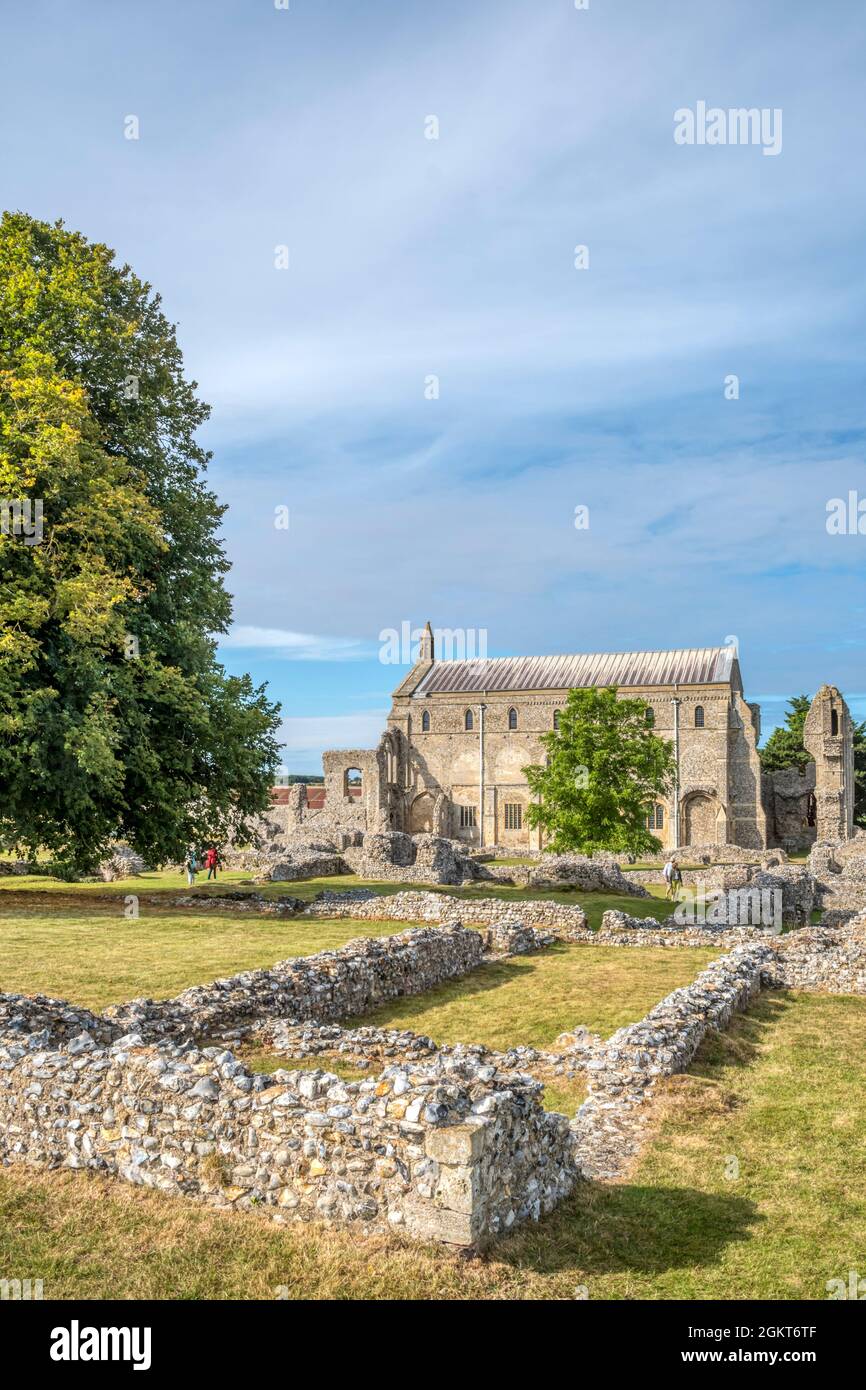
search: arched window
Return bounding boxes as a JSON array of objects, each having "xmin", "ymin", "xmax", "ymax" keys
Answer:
[
  {"xmin": 508, "ymin": 707, "xmax": 518, "ymax": 730},
  {"xmin": 645, "ymin": 803, "xmax": 665, "ymax": 831},
  {"xmin": 553, "ymin": 710, "xmax": 561, "ymax": 731},
  {"xmin": 464, "ymin": 708, "xmax": 474, "ymax": 731},
  {"xmin": 694, "ymin": 705, "xmax": 704, "ymax": 728},
  {"xmin": 831, "ymin": 709, "xmax": 839, "ymax": 736},
  {"xmin": 421, "ymin": 710, "xmax": 430, "ymax": 732},
  {"xmin": 344, "ymin": 767, "xmax": 363, "ymax": 799},
  {"xmin": 645, "ymin": 707, "xmax": 655, "ymax": 727}
]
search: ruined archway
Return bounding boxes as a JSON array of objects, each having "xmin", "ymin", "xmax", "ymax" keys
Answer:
[
  {"xmin": 408, "ymin": 791, "xmax": 435, "ymax": 834},
  {"xmin": 683, "ymin": 792, "xmax": 719, "ymax": 845}
]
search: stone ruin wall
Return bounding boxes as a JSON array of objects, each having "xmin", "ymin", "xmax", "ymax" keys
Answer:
[
  {"xmin": 0, "ymin": 923, "xmax": 576, "ymax": 1246},
  {"xmin": 5, "ymin": 889, "xmax": 866, "ymax": 1245},
  {"xmin": 107, "ymin": 925, "xmax": 486, "ymax": 1040},
  {"xmin": 0, "ymin": 1021, "xmax": 575, "ymax": 1247},
  {"xmin": 303, "ymin": 888, "xmax": 591, "ymax": 937}
]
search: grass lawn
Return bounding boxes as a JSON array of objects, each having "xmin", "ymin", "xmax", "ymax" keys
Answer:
[
  {"xmin": 346, "ymin": 942, "xmax": 716, "ymax": 1051},
  {"xmin": 0, "ymin": 871, "xmax": 678, "ymax": 1017},
  {"xmin": 228, "ymin": 943, "xmax": 717, "ymax": 1120},
  {"xmin": 0, "ymin": 905, "xmax": 409, "ymax": 1011},
  {"xmin": 0, "ymin": 866, "xmax": 675, "ymax": 925},
  {"xmin": 1, "ymin": 990, "xmax": 862, "ymax": 1300},
  {"xmin": 0, "ymin": 889, "xmax": 702, "ymax": 1023}
]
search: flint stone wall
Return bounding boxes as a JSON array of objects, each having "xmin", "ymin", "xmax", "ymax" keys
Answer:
[
  {"xmin": 765, "ymin": 912, "xmax": 866, "ymax": 994},
  {"xmin": 304, "ymin": 889, "xmax": 589, "ymax": 937},
  {"xmin": 266, "ymin": 851, "xmax": 347, "ymax": 881},
  {"xmin": 808, "ymin": 839, "xmax": 866, "ymax": 912},
  {"xmin": 105, "ymin": 925, "xmax": 485, "ymax": 1041},
  {"xmin": 683, "ymin": 863, "xmax": 816, "ymax": 926},
  {"xmin": 524, "ymin": 855, "xmax": 649, "ymax": 897},
  {"xmin": 98, "ymin": 846, "xmax": 148, "ymax": 881},
  {"xmin": 615, "ymin": 844, "xmax": 787, "ymax": 868},
  {"xmin": 598, "ymin": 909, "xmax": 770, "ymax": 950},
  {"xmin": 0, "ymin": 859, "xmax": 33, "ymax": 877},
  {"xmin": 481, "ymin": 922, "xmax": 555, "ymax": 955},
  {"xmin": 572, "ymin": 943, "xmax": 773, "ymax": 1177},
  {"xmin": 0, "ymin": 1029, "xmax": 577, "ymax": 1247},
  {"xmin": 342, "ymin": 833, "xmax": 481, "ymax": 886}
]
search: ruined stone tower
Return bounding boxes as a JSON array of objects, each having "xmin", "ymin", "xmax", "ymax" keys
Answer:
[{"xmin": 803, "ymin": 685, "xmax": 855, "ymax": 841}]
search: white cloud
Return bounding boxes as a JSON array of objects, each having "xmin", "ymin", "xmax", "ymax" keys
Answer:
[{"xmin": 219, "ymin": 627, "xmax": 371, "ymax": 661}]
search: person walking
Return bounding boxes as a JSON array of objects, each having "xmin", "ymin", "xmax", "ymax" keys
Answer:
[
  {"xmin": 669, "ymin": 857, "xmax": 683, "ymax": 899},
  {"xmin": 185, "ymin": 849, "xmax": 198, "ymax": 888},
  {"xmin": 663, "ymin": 855, "xmax": 678, "ymax": 900},
  {"xmin": 205, "ymin": 846, "xmax": 219, "ymax": 881}
]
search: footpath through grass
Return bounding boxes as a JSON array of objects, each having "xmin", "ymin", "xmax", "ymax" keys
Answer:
[{"xmin": 1, "ymin": 991, "xmax": 862, "ymax": 1299}]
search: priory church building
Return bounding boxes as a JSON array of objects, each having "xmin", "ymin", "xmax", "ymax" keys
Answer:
[{"xmin": 278, "ymin": 624, "xmax": 855, "ymax": 854}]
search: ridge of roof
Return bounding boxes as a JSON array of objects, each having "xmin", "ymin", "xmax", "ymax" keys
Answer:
[{"xmin": 407, "ymin": 646, "xmax": 735, "ymax": 696}]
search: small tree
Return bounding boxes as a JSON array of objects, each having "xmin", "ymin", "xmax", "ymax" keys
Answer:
[{"xmin": 523, "ymin": 686, "xmax": 676, "ymax": 855}]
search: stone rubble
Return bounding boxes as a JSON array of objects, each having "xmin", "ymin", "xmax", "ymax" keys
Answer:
[
  {"xmin": 571, "ymin": 943, "xmax": 774, "ymax": 1178},
  {"xmin": 766, "ymin": 909, "xmax": 866, "ymax": 993},
  {"xmin": 254, "ymin": 1018, "xmax": 600, "ymax": 1086},
  {"xmin": 808, "ymin": 838, "xmax": 866, "ymax": 912},
  {"xmin": 595, "ymin": 909, "xmax": 772, "ymax": 949},
  {"xmin": 303, "ymin": 888, "xmax": 590, "ymax": 938},
  {"xmin": 6, "ymin": 880, "xmax": 866, "ymax": 1245},
  {"xmin": 524, "ymin": 854, "xmax": 650, "ymax": 897},
  {"xmin": 0, "ymin": 859, "xmax": 34, "ymax": 876}
]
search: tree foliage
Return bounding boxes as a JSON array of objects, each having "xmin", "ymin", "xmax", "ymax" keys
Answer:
[
  {"xmin": 522, "ymin": 685, "xmax": 676, "ymax": 855},
  {"xmin": 0, "ymin": 212, "xmax": 281, "ymax": 870},
  {"xmin": 759, "ymin": 692, "xmax": 866, "ymax": 827},
  {"xmin": 758, "ymin": 695, "xmax": 812, "ymax": 773}
]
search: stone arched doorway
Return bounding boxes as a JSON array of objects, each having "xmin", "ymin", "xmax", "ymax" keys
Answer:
[
  {"xmin": 409, "ymin": 792, "xmax": 435, "ymax": 834},
  {"xmin": 683, "ymin": 792, "xmax": 719, "ymax": 845}
]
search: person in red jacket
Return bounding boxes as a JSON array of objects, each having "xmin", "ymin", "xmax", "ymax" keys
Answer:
[{"xmin": 204, "ymin": 846, "xmax": 219, "ymax": 881}]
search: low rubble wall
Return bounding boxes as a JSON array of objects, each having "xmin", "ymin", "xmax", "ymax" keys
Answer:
[
  {"xmin": 304, "ymin": 889, "xmax": 590, "ymax": 937},
  {"xmin": 0, "ymin": 1030, "xmax": 577, "ymax": 1247},
  {"xmin": 106, "ymin": 925, "xmax": 485, "ymax": 1040}
]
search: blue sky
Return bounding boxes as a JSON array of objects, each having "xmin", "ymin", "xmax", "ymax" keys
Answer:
[{"xmin": 2, "ymin": 0, "xmax": 865, "ymax": 770}]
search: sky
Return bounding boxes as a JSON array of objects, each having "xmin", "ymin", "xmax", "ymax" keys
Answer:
[{"xmin": 2, "ymin": 0, "xmax": 865, "ymax": 771}]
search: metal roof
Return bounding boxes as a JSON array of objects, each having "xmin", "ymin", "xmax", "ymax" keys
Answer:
[{"xmin": 410, "ymin": 647, "xmax": 734, "ymax": 696}]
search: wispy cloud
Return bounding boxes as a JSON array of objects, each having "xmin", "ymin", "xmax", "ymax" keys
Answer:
[
  {"xmin": 6, "ymin": 0, "xmax": 866, "ymax": 750},
  {"xmin": 219, "ymin": 627, "xmax": 371, "ymax": 661}
]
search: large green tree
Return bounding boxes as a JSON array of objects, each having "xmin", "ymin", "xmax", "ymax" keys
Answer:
[
  {"xmin": 523, "ymin": 685, "xmax": 676, "ymax": 855},
  {"xmin": 758, "ymin": 695, "xmax": 811, "ymax": 773},
  {"xmin": 0, "ymin": 212, "xmax": 281, "ymax": 871},
  {"xmin": 760, "ymin": 693, "xmax": 866, "ymax": 826}
]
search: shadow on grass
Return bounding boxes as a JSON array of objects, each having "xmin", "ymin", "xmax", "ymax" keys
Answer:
[
  {"xmin": 494, "ymin": 1179, "xmax": 761, "ymax": 1277},
  {"xmin": 346, "ymin": 956, "xmax": 533, "ymax": 1029},
  {"xmin": 492, "ymin": 993, "xmax": 807, "ymax": 1278},
  {"xmin": 687, "ymin": 990, "xmax": 798, "ymax": 1080}
]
